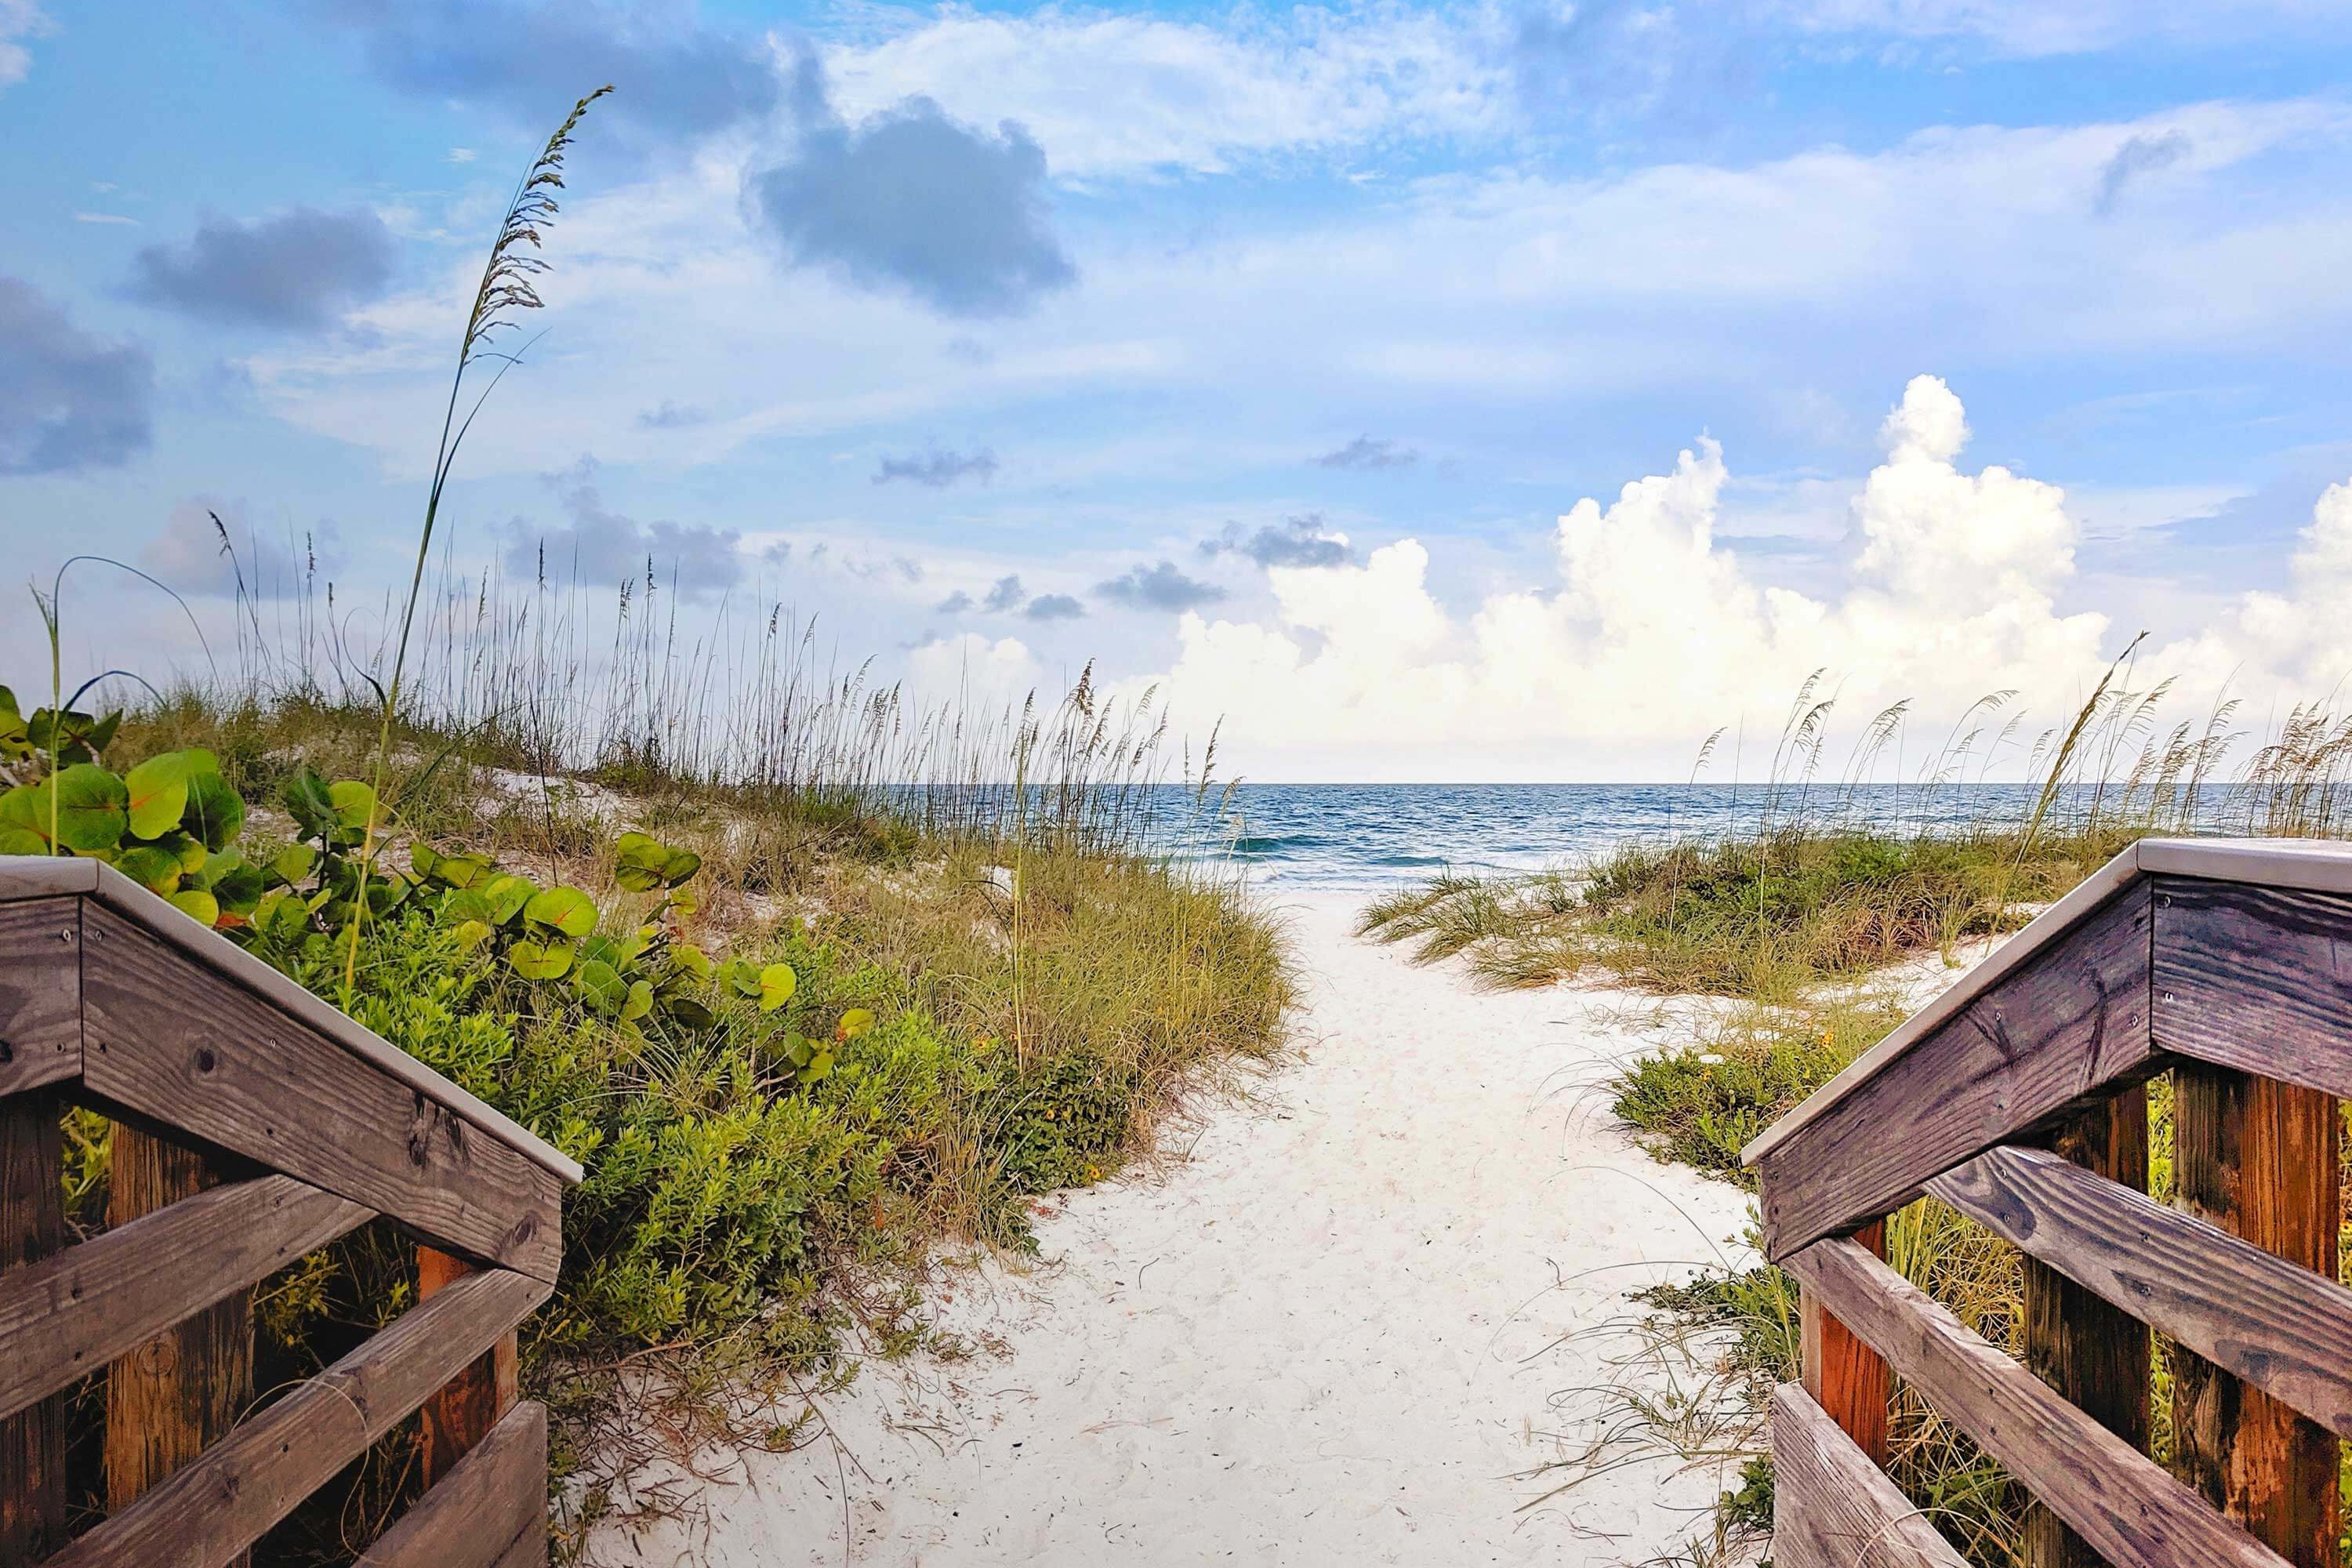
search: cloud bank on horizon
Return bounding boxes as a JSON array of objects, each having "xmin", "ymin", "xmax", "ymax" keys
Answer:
[{"xmin": 5, "ymin": 0, "xmax": 2352, "ymax": 779}]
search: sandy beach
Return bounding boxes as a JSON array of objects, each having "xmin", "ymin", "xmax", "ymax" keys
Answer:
[{"xmin": 593, "ymin": 889, "xmax": 1755, "ymax": 1566}]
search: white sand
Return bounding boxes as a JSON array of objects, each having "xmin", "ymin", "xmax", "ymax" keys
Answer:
[{"xmin": 593, "ymin": 890, "xmax": 1755, "ymax": 1566}]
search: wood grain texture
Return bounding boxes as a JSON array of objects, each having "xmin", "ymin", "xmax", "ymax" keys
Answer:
[
  {"xmin": 1928, "ymin": 1142, "xmax": 2352, "ymax": 1441},
  {"xmin": 0, "ymin": 1172, "xmax": 368, "ymax": 1422},
  {"xmin": 45, "ymin": 1266, "xmax": 550, "ymax": 1568},
  {"xmin": 0, "ymin": 896, "xmax": 82, "ymax": 1097},
  {"xmin": 2152, "ymin": 877, "xmax": 2352, "ymax": 1098},
  {"xmin": 2020, "ymin": 1092, "xmax": 2151, "ymax": 1568},
  {"xmin": 2171, "ymin": 1064, "xmax": 2341, "ymax": 1567},
  {"xmin": 1801, "ymin": 1219, "xmax": 1889, "ymax": 1466},
  {"xmin": 1, "ymin": 1090, "xmax": 67, "ymax": 1563},
  {"xmin": 354, "ymin": 1399, "xmax": 546, "ymax": 1568},
  {"xmin": 1771, "ymin": 1381, "xmax": 1966, "ymax": 1568},
  {"xmin": 1783, "ymin": 1236, "xmax": 2291, "ymax": 1568},
  {"xmin": 104, "ymin": 1125, "xmax": 255, "ymax": 1568},
  {"xmin": 1756, "ymin": 887, "xmax": 2156, "ymax": 1259},
  {"xmin": 78, "ymin": 903, "xmax": 562, "ymax": 1281},
  {"xmin": 417, "ymin": 1246, "xmax": 521, "ymax": 1486}
]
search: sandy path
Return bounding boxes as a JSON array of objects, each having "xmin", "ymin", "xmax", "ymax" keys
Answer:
[{"xmin": 595, "ymin": 891, "xmax": 1753, "ymax": 1566}]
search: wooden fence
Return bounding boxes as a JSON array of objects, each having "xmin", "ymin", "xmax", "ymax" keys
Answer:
[
  {"xmin": 1747, "ymin": 837, "xmax": 2352, "ymax": 1568},
  {"xmin": 0, "ymin": 857, "xmax": 581, "ymax": 1566}
]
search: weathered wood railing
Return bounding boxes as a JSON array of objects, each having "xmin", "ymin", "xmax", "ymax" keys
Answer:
[
  {"xmin": 0, "ymin": 857, "xmax": 582, "ymax": 1566},
  {"xmin": 1746, "ymin": 838, "xmax": 2350, "ymax": 1568}
]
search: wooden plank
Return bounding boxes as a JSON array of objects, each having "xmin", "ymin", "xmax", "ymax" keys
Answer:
[
  {"xmin": 354, "ymin": 1399, "xmax": 546, "ymax": 1568},
  {"xmin": 1770, "ymin": 1381, "xmax": 1966, "ymax": 1568},
  {"xmin": 0, "ymin": 1172, "xmax": 369, "ymax": 1422},
  {"xmin": 418, "ymin": 1246, "xmax": 521, "ymax": 1485},
  {"xmin": 1754, "ymin": 886, "xmax": 2156, "ymax": 1260},
  {"xmin": 84, "ymin": 862, "xmax": 580, "ymax": 1184},
  {"xmin": 1929, "ymin": 1143, "xmax": 2352, "ymax": 1440},
  {"xmin": 0, "ymin": 856, "xmax": 100, "ymax": 902},
  {"xmin": 78, "ymin": 903, "xmax": 563, "ymax": 1281},
  {"xmin": 0, "ymin": 895, "xmax": 82, "ymax": 1097},
  {"xmin": 0, "ymin": 1090, "xmax": 67, "ymax": 1563},
  {"xmin": 2172, "ymin": 1064, "xmax": 2341, "ymax": 1567},
  {"xmin": 2020, "ymin": 1092, "xmax": 2151, "ymax": 1568},
  {"xmin": 2154, "ymin": 877, "xmax": 2352, "ymax": 1099},
  {"xmin": 1745, "ymin": 842, "xmax": 2145, "ymax": 1167},
  {"xmin": 105, "ymin": 1125, "xmax": 255, "ymax": 1568},
  {"xmin": 1784, "ymin": 1235, "xmax": 2292, "ymax": 1568},
  {"xmin": 45, "ymin": 1265, "xmax": 550, "ymax": 1568},
  {"xmin": 1800, "ymin": 1218, "xmax": 1889, "ymax": 1465}
]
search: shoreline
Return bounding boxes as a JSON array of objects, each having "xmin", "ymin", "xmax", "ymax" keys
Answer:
[{"xmin": 590, "ymin": 888, "xmax": 1752, "ymax": 1566}]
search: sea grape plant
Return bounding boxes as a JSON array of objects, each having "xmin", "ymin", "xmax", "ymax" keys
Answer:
[{"xmin": 0, "ymin": 688, "xmax": 261, "ymax": 927}]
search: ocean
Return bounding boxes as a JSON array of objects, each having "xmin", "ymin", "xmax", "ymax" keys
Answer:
[{"xmin": 1163, "ymin": 782, "xmax": 2171, "ymax": 890}]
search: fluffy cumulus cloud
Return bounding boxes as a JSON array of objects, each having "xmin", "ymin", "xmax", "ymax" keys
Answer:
[
  {"xmin": 1201, "ymin": 516, "xmax": 1354, "ymax": 568},
  {"xmin": 0, "ymin": 276, "xmax": 153, "ymax": 475},
  {"xmin": 1143, "ymin": 376, "xmax": 2129, "ymax": 778},
  {"xmin": 503, "ymin": 456, "xmax": 742, "ymax": 597},
  {"xmin": 750, "ymin": 55, "xmax": 1074, "ymax": 319},
  {"xmin": 1025, "ymin": 593, "xmax": 1086, "ymax": 621},
  {"xmin": 129, "ymin": 208, "xmax": 397, "ymax": 331}
]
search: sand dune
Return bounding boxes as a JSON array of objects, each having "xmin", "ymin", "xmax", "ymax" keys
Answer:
[{"xmin": 595, "ymin": 890, "xmax": 1753, "ymax": 1566}]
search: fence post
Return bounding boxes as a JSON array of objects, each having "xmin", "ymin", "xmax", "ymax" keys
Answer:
[
  {"xmin": 105, "ymin": 1124, "xmax": 256, "ymax": 1566},
  {"xmin": 418, "ymin": 1246, "xmax": 520, "ymax": 1484},
  {"xmin": 2023, "ymin": 1091, "xmax": 2152, "ymax": 1568},
  {"xmin": 1, "ymin": 1091, "xmax": 67, "ymax": 1563},
  {"xmin": 1801, "ymin": 1218, "xmax": 1889, "ymax": 1465},
  {"xmin": 2172, "ymin": 1065, "xmax": 2341, "ymax": 1567}
]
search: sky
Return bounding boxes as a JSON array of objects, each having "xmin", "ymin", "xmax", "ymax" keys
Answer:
[{"xmin": 5, "ymin": 0, "xmax": 2352, "ymax": 780}]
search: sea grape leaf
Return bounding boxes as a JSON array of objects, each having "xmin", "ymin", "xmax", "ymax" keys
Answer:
[
  {"xmin": 720, "ymin": 957, "xmax": 763, "ymax": 999},
  {"xmin": 524, "ymin": 884, "xmax": 597, "ymax": 939},
  {"xmin": 758, "ymin": 963, "xmax": 797, "ymax": 1012},
  {"xmin": 168, "ymin": 887, "xmax": 220, "ymax": 927},
  {"xmin": 482, "ymin": 874, "xmax": 537, "ymax": 926},
  {"xmin": 508, "ymin": 938, "xmax": 574, "ymax": 981},
  {"xmin": 327, "ymin": 779, "xmax": 377, "ymax": 833},
  {"xmin": 271, "ymin": 844, "xmax": 318, "ymax": 886},
  {"xmin": 614, "ymin": 831, "xmax": 670, "ymax": 891},
  {"xmin": 124, "ymin": 752, "xmax": 199, "ymax": 840},
  {"xmin": 835, "ymin": 1007, "xmax": 875, "ymax": 1042},
  {"xmin": 45, "ymin": 765, "xmax": 130, "ymax": 852},
  {"xmin": 180, "ymin": 771, "xmax": 244, "ymax": 852},
  {"xmin": 281, "ymin": 767, "xmax": 337, "ymax": 838},
  {"xmin": 574, "ymin": 957, "xmax": 628, "ymax": 1014},
  {"xmin": 114, "ymin": 845, "xmax": 185, "ymax": 895}
]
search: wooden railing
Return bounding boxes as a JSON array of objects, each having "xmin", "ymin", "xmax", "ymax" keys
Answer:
[
  {"xmin": 1746, "ymin": 838, "xmax": 2351, "ymax": 1568},
  {"xmin": 0, "ymin": 857, "xmax": 581, "ymax": 1566}
]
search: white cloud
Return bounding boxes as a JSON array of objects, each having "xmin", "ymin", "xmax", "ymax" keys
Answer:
[
  {"xmin": 905, "ymin": 630, "xmax": 1042, "ymax": 713},
  {"xmin": 1136, "ymin": 376, "xmax": 2140, "ymax": 779},
  {"xmin": 818, "ymin": 8, "xmax": 1507, "ymax": 179},
  {"xmin": 0, "ymin": 0, "xmax": 52, "ymax": 89},
  {"xmin": 1780, "ymin": 0, "xmax": 2347, "ymax": 56}
]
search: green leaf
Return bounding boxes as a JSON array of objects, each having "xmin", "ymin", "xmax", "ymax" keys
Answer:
[
  {"xmin": 720, "ymin": 957, "xmax": 763, "ymax": 999},
  {"xmin": 524, "ymin": 884, "xmax": 597, "ymax": 939},
  {"xmin": 327, "ymin": 779, "xmax": 377, "ymax": 835},
  {"xmin": 45, "ymin": 764, "xmax": 130, "ymax": 853},
  {"xmin": 271, "ymin": 844, "xmax": 318, "ymax": 886},
  {"xmin": 152, "ymin": 830, "xmax": 207, "ymax": 873},
  {"xmin": 621, "ymin": 979, "xmax": 655, "ymax": 1023},
  {"xmin": 114, "ymin": 845, "xmax": 185, "ymax": 895},
  {"xmin": 758, "ymin": 963, "xmax": 797, "ymax": 1012},
  {"xmin": 168, "ymin": 887, "xmax": 220, "ymax": 927},
  {"xmin": 660, "ymin": 848, "xmax": 702, "ymax": 887},
  {"xmin": 802, "ymin": 1050, "xmax": 834, "ymax": 1083},
  {"xmin": 835, "ymin": 1007, "xmax": 876, "ymax": 1042},
  {"xmin": 662, "ymin": 995, "xmax": 717, "ymax": 1029},
  {"xmin": 614, "ymin": 831, "xmax": 670, "ymax": 892},
  {"xmin": 281, "ymin": 767, "xmax": 337, "ymax": 838},
  {"xmin": 124, "ymin": 752, "xmax": 202, "ymax": 840},
  {"xmin": 482, "ymin": 874, "xmax": 538, "ymax": 926},
  {"xmin": 670, "ymin": 942, "xmax": 712, "ymax": 982},
  {"xmin": 180, "ymin": 771, "xmax": 244, "ymax": 853},
  {"xmin": 0, "ymin": 826, "xmax": 48, "ymax": 856},
  {"xmin": 451, "ymin": 918, "xmax": 493, "ymax": 951},
  {"xmin": 573, "ymin": 957, "xmax": 629, "ymax": 1014},
  {"xmin": 507, "ymin": 938, "xmax": 575, "ymax": 981},
  {"xmin": 205, "ymin": 854, "xmax": 267, "ymax": 915},
  {"xmin": 0, "ymin": 784, "xmax": 49, "ymax": 848}
]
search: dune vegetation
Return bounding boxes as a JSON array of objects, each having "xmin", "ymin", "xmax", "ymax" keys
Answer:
[
  {"xmin": 1361, "ymin": 670, "xmax": 2352, "ymax": 1566},
  {"xmin": 1, "ymin": 89, "xmax": 1292, "ymax": 1565}
]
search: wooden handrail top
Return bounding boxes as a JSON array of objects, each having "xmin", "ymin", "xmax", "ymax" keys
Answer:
[
  {"xmin": 0, "ymin": 857, "xmax": 582, "ymax": 1185},
  {"xmin": 1741, "ymin": 836, "xmax": 2352, "ymax": 1167}
]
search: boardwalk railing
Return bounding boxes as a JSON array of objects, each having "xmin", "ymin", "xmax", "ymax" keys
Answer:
[
  {"xmin": 0, "ymin": 857, "xmax": 581, "ymax": 1566},
  {"xmin": 1746, "ymin": 837, "xmax": 2350, "ymax": 1568}
]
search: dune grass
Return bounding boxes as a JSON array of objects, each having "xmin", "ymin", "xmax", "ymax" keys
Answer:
[{"xmin": 1370, "ymin": 669, "xmax": 2352, "ymax": 1566}]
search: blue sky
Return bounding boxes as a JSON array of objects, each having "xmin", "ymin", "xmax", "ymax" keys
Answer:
[{"xmin": 7, "ymin": 1, "xmax": 2352, "ymax": 778}]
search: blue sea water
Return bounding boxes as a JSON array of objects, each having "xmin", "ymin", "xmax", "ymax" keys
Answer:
[{"xmin": 1156, "ymin": 782, "xmax": 2186, "ymax": 890}]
